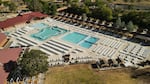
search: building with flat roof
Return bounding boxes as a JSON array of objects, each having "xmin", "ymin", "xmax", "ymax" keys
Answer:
[
  {"xmin": 0, "ymin": 12, "xmax": 48, "ymax": 31},
  {"xmin": 0, "ymin": 48, "xmax": 22, "ymax": 84}
]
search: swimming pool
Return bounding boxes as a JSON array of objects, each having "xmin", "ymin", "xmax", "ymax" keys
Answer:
[
  {"xmin": 62, "ymin": 32, "xmax": 98, "ymax": 48},
  {"xmin": 79, "ymin": 37, "xmax": 98, "ymax": 48},
  {"xmin": 31, "ymin": 23, "xmax": 49, "ymax": 29},
  {"xmin": 62, "ymin": 32, "xmax": 87, "ymax": 44},
  {"xmin": 31, "ymin": 26, "xmax": 68, "ymax": 41}
]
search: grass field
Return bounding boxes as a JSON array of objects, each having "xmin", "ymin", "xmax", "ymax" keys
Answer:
[{"xmin": 44, "ymin": 64, "xmax": 149, "ymax": 84}]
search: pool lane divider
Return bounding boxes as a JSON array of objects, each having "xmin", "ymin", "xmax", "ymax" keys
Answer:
[{"xmin": 77, "ymin": 36, "xmax": 91, "ymax": 45}]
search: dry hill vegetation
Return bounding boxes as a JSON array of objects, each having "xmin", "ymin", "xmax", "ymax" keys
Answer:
[{"xmin": 44, "ymin": 64, "xmax": 150, "ymax": 84}]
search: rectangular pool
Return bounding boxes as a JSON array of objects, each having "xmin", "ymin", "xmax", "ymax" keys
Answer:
[
  {"xmin": 79, "ymin": 37, "xmax": 98, "ymax": 48},
  {"xmin": 62, "ymin": 32, "xmax": 87, "ymax": 44},
  {"xmin": 62, "ymin": 32, "xmax": 98, "ymax": 48}
]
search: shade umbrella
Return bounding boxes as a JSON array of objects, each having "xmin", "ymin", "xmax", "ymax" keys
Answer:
[
  {"xmin": 60, "ymin": 12, "xmax": 65, "ymax": 16},
  {"xmin": 57, "ymin": 16, "xmax": 63, "ymax": 20},
  {"xmin": 81, "ymin": 21, "xmax": 87, "ymax": 25},
  {"xmin": 101, "ymin": 20, "xmax": 106, "ymax": 25},
  {"xmin": 87, "ymin": 23, "xmax": 93, "ymax": 29},
  {"xmin": 69, "ymin": 13, "xmax": 73, "ymax": 18},
  {"xmin": 89, "ymin": 18, "xmax": 94, "ymax": 23},
  {"xmin": 54, "ymin": 16, "xmax": 60, "ymax": 20},
  {"xmin": 94, "ymin": 19, "xmax": 99, "ymax": 24},
  {"xmin": 65, "ymin": 13, "xmax": 69, "ymax": 17},
  {"xmin": 78, "ymin": 16, "xmax": 82, "ymax": 20},
  {"xmin": 83, "ymin": 17, "xmax": 88, "ymax": 22},
  {"xmin": 73, "ymin": 15, "xmax": 78, "ymax": 19},
  {"xmin": 107, "ymin": 22, "xmax": 113, "ymax": 27},
  {"xmin": 53, "ymin": 16, "xmax": 58, "ymax": 19},
  {"xmin": 72, "ymin": 19, "xmax": 77, "ymax": 23},
  {"xmin": 93, "ymin": 25, "xmax": 99, "ymax": 29},
  {"xmin": 65, "ymin": 18, "xmax": 70, "ymax": 21}
]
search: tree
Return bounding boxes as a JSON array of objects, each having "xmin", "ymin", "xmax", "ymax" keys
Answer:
[
  {"xmin": 2, "ymin": 1, "xmax": 9, "ymax": 7},
  {"xmin": 121, "ymin": 21, "xmax": 125, "ymax": 28},
  {"xmin": 126, "ymin": 21, "xmax": 134, "ymax": 32},
  {"xmin": 23, "ymin": 0, "xmax": 32, "ymax": 4},
  {"xmin": 100, "ymin": 6, "xmax": 113, "ymax": 21},
  {"xmin": 26, "ymin": 0, "xmax": 43, "ymax": 12},
  {"xmin": 84, "ymin": 0, "xmax": 92, "ymax": 6},
  {"xmin": 91, "ymin": 5, "xmax": 113, "ymax": 21},
  {"xmin": 128, "ymin": 5, "xmax": 134, "ymax": 10},
  {"xmin": 115, "ymin": 17, "xmax": 122, "ymax": 28},
  {"xmin": 122, "ymin": 11, "xmax": 150, "ymax": 30},
  {"xmin": 123, "ymin": 0, "xmax": 129, "ymax": 2},
  {"xmin": 19, "ymin": 50, "xmax": 49, "ymax": 77},
  {"xmin": 82, "ymin": 13, "xmax": 87, "ymax": 21},
  {"xmin": 137, "ymin": 0, "xmax": 141, "ymax": 2},
  {"xmin": 50, "ymin": 3, "xmax": 57, "ymax": 15},
  {"xmin": 95, "ymin": 0, "xmax": 105, "ymax": 6},
  {"xmin": 72, "ymin": 0, "xmax": 79, "ymax": 3},
  {"xmin": 82, "ymin": 5, "xmax": 90, "ymax": 14},
  {"xmin": 8, "ymin": 2, "xmax": 17, "ymax": 12},
  {"xmin": 130, "ymin": 0, "xmax": 135, "ymax": 2},
  {"xmin": 0, "ymin": 0, "xmax": 2, "ymax": 5},
  {"xmin": 67, "ymin": 4, "xmax": 83, "ymax": 15},
  {"xmin": 42, "ymin": 1, "xmax": 50, "ymax": 14},
  {"xmin": 66, "ymin": 0, "xmax": 72, "ymax": 4}
]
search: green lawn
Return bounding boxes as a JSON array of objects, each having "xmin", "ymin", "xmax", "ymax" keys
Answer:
[{"xmin": 44, "ymin": 64, "xmax": 146, "ymax": 84}]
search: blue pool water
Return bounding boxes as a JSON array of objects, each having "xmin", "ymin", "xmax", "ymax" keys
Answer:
[
  {"xmin": 86, "ymin": 37, "xmax": 98, "ymax": 43},
  {"xmin": 31, "ymin": 26, "xmax": 67, "ymax": 41},
  {"xmin": 31, "ymin": 23, "xmax": 49, "ymax": 29},
  {"xmin": 79, "ymin": 41, "xmax": 92, "ymax": 48},
  {"xmin": 62, "ymin": 32, "xmax": 98, "ymax": 48},
  {"xmin": 79, "ymin": 37, "xmax": 99, "ymax": 48},
  {"xmin": 62, "ymin": 32, "xmax": 87, "ymax": 44}
]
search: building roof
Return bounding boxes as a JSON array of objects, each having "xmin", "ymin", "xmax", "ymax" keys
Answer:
[
  {"xmin": 0, "ymin": 48, "xmax": 22, "ymax": 84},
  {"xmin": 0, "ymin": 66, "xmax": 9, "ymax": 84},
  {"xmin": 0, "ymin": 33, "xmax": 7, "ymax": 44},
  {"xmin": 0, "ymin": 12, "xmax": 48, "ymax": 29},
  {"xmin": 0, "ymin": 48, "xmax": 22, "ymax": 63}
]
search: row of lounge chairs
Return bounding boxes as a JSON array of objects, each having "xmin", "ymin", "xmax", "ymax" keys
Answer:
[
  {"xmin": 10, "ymin": 29, "xmax": 26, "ymax": 37},
  {"xmin": 69, "ymin": 56, "xmax": 93, "ymax": 64},
  {"xmin": 119, "ymin": 43, "xmax": 148, "ymax": 65},
  {"xmin": 119, "ymin": 53, "xmax": 142, "ymax": 65},
  {"xmin": 51, "ymin": 14, "xmax": 108, "ymax": 31},
  {"xmin": 17, "ymin": 36, "xmax": 38, "ymax": 46},
  {"xmin": 39, "ymin": 40, "xmax": 72, "ymax": 56},
  {"xmin": 123, "ymin": 43, "xmax": 146, "ymax": 57},
  {"xmin": 93, "ymin": 45, "xmax": 116, "ymax": 58},
  {"xmin": 9, "ymin": 26, "xmax": 33, "ymax": 38},
  {"xmin": 51, "ymin": 13, "xmax": 125, "ymax": 42},
  {"xmin": 58, "ymin": 12, "xmax": 113, "ymax": 27},
  {"xmin": 99, "ymin": 38, "xmax": 123, "ymax": 49}
]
